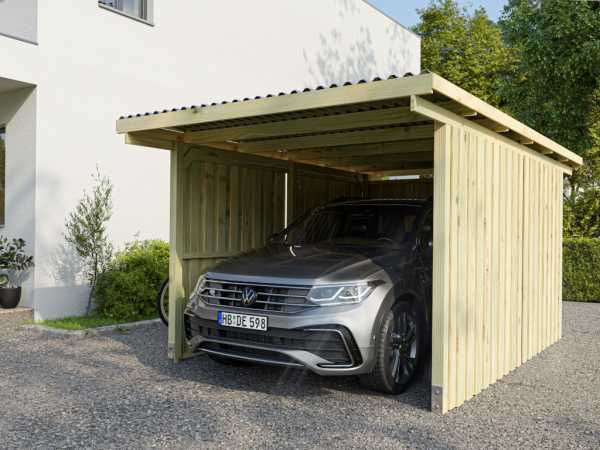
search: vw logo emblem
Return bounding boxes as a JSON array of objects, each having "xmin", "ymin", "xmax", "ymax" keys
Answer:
[{"xmin": 241, "ymin": 287, "xmax": 258, "ymax": 306}]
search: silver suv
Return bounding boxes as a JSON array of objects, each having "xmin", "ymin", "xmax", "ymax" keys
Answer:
[{"xmin": 185, "ymin": 199, "xmax": 433, "ymax": 393}]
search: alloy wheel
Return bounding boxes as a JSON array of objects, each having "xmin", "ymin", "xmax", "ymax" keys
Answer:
[{"xmin": 388, "ymin": 309, "xmax": 418, "ymax": 385}]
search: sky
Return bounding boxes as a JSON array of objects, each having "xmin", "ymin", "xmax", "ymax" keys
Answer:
[{"xmin": 367, "ymin": 0, "xmax": 508, "ymax": 29}]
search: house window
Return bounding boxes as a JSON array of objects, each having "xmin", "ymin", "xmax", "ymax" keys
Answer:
[
  {"xmin": 98, "ymin": 0, "xmax": 152, "ymax": 23},
  {"xmin": 0, "ymin": 128, "xmax": 5, "ymax": 226}
]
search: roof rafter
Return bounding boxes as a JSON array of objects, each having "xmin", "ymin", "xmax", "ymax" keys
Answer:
[{"xmin": 238, "ymin": 124, "xmax": 434, "ymax": 153}]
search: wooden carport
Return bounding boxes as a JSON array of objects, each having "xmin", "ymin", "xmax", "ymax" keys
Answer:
[{"xmin": 116, "ymin": 72, "xmax": 583, "ymax": 413}]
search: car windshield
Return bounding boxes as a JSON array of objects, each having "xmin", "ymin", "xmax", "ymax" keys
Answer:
[{"xmin": 283, "ymin": 204, "xmax": 421, "ymax": 247}]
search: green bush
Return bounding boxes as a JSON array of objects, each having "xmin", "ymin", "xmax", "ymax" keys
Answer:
[
  {"xmin": 563, "ymin": 238, "xmax": 600, "ymax": 302},
  {"xmin": 94, "ymin": 240, "xmax": 169, "ymax": 320}
]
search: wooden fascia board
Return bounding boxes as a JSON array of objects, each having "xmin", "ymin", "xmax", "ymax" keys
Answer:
[
  {"xmin": 410, "ymin": 95, "xmax": 574, "ymax": 175},
  {"xmin": 182, "ymin": 106, "xmax": 424, "ymax": 143},
  {"xmin": 125, "ymin": 132, "xmax": 173, "ymax": 150},
  {"xmin": 430, "ymin": 73, "xmax": 582, "ymax": 167},
  {"xmin": 116, "ymin": 73, "xmax": 434, "ymax": 134}
]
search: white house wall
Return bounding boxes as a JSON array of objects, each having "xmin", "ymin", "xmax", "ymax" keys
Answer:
[
  {"xmin": 0, "ymin": 0, "xmax": 37, "ymax": 44},
  {"xmin": 2, "ymin": 0, "xmax": 420, "ymax": 319},
  {"xmin": 0, "ymin": 37, "xmax": 38, "ymax": 85},
  {"xmin": 0, "ymin": 87, "xmax": 36, "ymax": 308}
]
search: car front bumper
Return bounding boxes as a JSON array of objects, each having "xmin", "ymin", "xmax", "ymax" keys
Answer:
[{"xmin": 184, "ymin": 284, "xmax": 389, "ymax": 375}]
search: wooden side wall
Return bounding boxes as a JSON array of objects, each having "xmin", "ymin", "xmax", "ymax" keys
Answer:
[
  {"xmin": 289, "ymin": 164, "xmax": 364, "ymax": 221},
  {"xmin": 431, "ymin": 120, "xmax": 565, "ymax": 413},
  {"xmin": 180, "ymin": 146, "xmax": 287, "ymax": 296},
  {"xmin": 368, "ymin": 179, "xmax": 433, "ymax": 199}
]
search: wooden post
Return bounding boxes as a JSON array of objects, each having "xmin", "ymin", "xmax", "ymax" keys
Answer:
[
  {"xmin": 168, "ymin": 140, "xmax": 186, "ymax": 362},
  {"xmin": 431, "ymin": 121, "xmax": 451, "ymax": 413}
]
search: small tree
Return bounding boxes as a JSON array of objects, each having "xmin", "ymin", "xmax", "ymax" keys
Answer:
[{"xmin": 65, "ymin": 168, "xmax": 113, "ymax": 315}]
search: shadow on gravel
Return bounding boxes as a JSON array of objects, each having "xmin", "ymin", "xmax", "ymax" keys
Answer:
[{"xmin": 111, "ymin": 325, "xmax": 431, "ymax": 411}]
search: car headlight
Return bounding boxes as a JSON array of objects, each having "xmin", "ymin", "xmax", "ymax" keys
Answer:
[
  {"xmin": 308, "ymin": 282, "xmax": 376, "ymax": 306},
  {"xmin": 187, "ymin": 275, "xmax": 205, "ymax": 308}
]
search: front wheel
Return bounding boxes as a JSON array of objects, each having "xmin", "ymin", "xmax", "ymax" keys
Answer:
[
  {"xmin": 359, "ymin": 301, "xmax": 424, "ymax": 394},
  {"xmin": 156, "ymin": 279, "xmax": 169, "ymax": 326}
]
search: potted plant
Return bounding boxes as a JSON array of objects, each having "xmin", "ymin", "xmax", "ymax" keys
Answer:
[{"xmin": 0, "ymin": 237, "xmax": 34, "ymax": 309}]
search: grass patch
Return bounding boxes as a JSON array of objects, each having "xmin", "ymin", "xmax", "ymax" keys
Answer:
[{"xmin": 37, "ymin": 313, "xmax": 157, "ymax": 331}]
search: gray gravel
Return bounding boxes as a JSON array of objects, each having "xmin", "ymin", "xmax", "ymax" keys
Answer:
[{"xmin": 0, "ymin": 301, "xmax": 598, "ymax": 450}]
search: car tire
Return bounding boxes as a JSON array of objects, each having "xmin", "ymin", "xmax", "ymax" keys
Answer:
[
  {"xmin": 156, "ymin": 279, "xmax": 169, "ymax": 326},
  {"xmin": 359, "ymin": 300, "xmax": 424, "ymax": 394}
]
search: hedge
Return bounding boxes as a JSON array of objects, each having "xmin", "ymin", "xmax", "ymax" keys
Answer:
[
  {"xmin": 563, "ymin": 238, "xmax": 600, "ymax": 302},
  {"xmin": 93, "ymin": 240, "xmax": 169, "ymax": 321}
]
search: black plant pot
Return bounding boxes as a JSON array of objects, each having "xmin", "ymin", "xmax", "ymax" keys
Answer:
[{"xmin": 0, "ymin": 287, "xmax": 21, "ymax": 309}]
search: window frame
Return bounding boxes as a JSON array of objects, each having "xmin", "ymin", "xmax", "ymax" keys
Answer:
[{"xmin": 98, "ymin": 0, "xmax": 154, "ymax": 26}]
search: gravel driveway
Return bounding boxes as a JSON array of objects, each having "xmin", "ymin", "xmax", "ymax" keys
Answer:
[{"xmin": 0, "ymin": 301, "xmax": 598, "ymax": 449}]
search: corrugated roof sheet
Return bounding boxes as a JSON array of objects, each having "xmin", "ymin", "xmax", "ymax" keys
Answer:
[{"xmin": 118, "ymin": 72, "xmax": 422, "ymax": 120}]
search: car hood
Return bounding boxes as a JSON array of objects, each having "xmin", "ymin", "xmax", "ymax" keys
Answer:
[{"xmin": 206, "ymin": 243, "xmax": 410, "ymax": 285}]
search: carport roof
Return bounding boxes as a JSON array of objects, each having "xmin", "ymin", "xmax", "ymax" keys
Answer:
[{"xmin": 116, "ymin": 72, "xmax": 582, "ymax": 175}]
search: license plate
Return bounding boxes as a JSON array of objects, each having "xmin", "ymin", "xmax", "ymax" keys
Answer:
[{"xmin": 218, "ymin": 311, "xmax": 268, "ymax": 331}]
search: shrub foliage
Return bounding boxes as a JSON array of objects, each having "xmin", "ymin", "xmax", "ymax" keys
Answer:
[
  {"xmin": 94, "ymin": 240, "xmax": 169, "ymax": 320},
  {"xmin": 563, "ymin": 238, "xmax": 600, "ymax": 302}
]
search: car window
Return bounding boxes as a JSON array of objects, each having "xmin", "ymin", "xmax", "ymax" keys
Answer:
[{"xmin": 285, "ymin": 204, "xmax": 421, "ymax": 247}]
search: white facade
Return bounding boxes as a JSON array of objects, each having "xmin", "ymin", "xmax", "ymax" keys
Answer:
[{"xmin": 0, "ymin": 0, "xmax": 420, "ymax": 320}]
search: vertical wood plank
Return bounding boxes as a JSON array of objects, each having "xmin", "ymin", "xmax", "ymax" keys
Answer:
[
  {"xmin": 556, "ymin": 168, "xmax": 562, "ymax": 342},
  {"xmin": 448, "ymin": 124, "xmax": 460, "ymax": 410},
  {"xmin": 549, "ymin": 167, "xmax": 556, "ymax": 344},
  {"xmin": 229, "ymin": 166, "xmax": 240, "ymax": 253},
  {"xmin": 490, "ymin": 140, "xmax": 499, "ymax": 385},
  {"xmin": 189, "ymin": 162, "xmax": 202, "ymax": 254},
  {"xmin": 542, "ymin": 164, "xmax": 549, "ymax": 348},
  {"xmin": 515, "ymin": 153, "xmax": 524, "ymax": 366},
  {"xmin": 466, "ymin": 132, "xmax": 477, "ymax": 399},
  {"xmin": 168, "ymin": 141, "xmax": 186, "ymax": 362},
  {"xmin": 286, "ymin": 163, "xmax": 296, "ymax": 225},
  {"xmin": 534, "ymin": 159, "xmax": 541, "ymax": 354},
  {"xmin": 204, "ymin": 162, "xmax": 216, "ymax": 254},
  {"xmin": 483, "ymin": 135, "xmax": 493, "ymax": 389},
  {"xmin": 431, "ymin": 122, "xmax": 452, "ymax": 413},
  {"xmin": 456, "ymin": 127, "xmax": 469, "ymax": 406},
  {"xmin": 497, "ymin": 142, "xmax": 507, "ymax": 378},
  {"xmin": 521, "ymin": 156, "xmax": 530, "ymax": 362},
  {"xmin": 558, "ymin": 171, "xmax": 564, "ymax": 339},
  {"xmin": 274, "ymin": 172, "xmax": 285, "ymax": 231},
  {"xmin": 504, "ymin": 146, "xmax": 513, "ymax": 376},
  {"xmin": 475, "ymin": 132, "xmax": 486, "ymax": 394},
  {"xmin": 529, "ymin": 158, "xmax": 537, "ymax": 357}
]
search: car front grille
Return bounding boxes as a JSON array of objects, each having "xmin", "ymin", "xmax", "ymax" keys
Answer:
[
  {"xmin": 199, "ymin": 279, "xmax": 315, "ymax": 314},
  {"xmin": 185, "ymin": 315, "xmax": 361, "ymax": 366}
]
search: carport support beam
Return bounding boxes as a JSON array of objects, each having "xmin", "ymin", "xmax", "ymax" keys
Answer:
[
  {"xmin": 431, "ymin": 122, "xmax": 451, "ymax": 413},
  {"xmin": 168, "ymin": 140, "xmax": 186, "ymax": 362}
]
